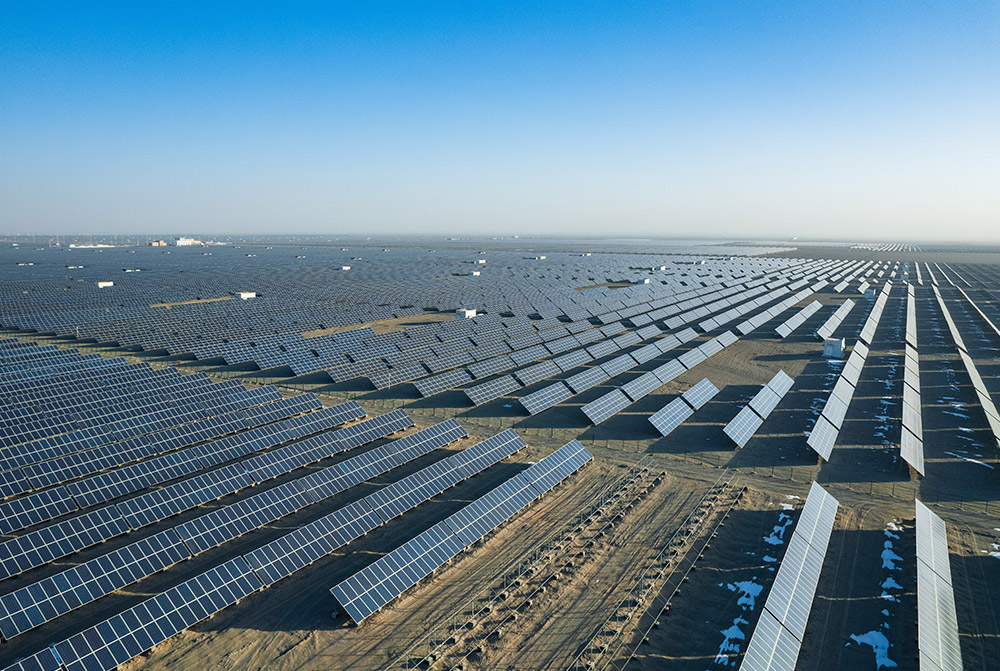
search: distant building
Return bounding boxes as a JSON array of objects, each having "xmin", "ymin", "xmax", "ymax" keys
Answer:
[
  {"xmin": 636, "ymin": 278, "xmax": 651, "ymax": 285},
  {"xmin": 175, "ymin": 237, "xmax": 201, "ymax": 246},
  {"xmin": 340, "ymin": 265, "xmax": 351, "ymax": 271},
  {"xmin": 237, "ymin": 291, "xmax": 256, "ymax": 300},
  {"xmin": 149, "ymin": 240, "xmax": 167, "ymax": 247},
  {"xmin": 96, "ymin": 281, "xmax": 114, "ymax": 288},
  {"xmin": 456, "ymin": 309, "xmax": 477, "ymax": 319},
  {"xmin": 468, "ymin": 271, "xmax": 481, "ymax": 277}
]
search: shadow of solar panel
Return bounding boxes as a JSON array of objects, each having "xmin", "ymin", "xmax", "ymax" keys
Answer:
[
  {"xmin": 54, "ymin": 557, "xmax": 262, "ymax": 671},
  {"xmin": 723, "ymin": 405, "xmax": 764, "ymax": 448},
  {"xmin": 649, "ymin": 397, "xmax": 694, "ymax": 436},
  {"xmin": 465, "ymin": 375, "xmax": 521, "ymax": 406},
  {"xmin": 330, "ymin": 521, "xmax": 464, "ymax": 624},
  {"xmin": 682, "ymin": 378, "xmax": 719, "ymax": 410},
  {"xmin": 566, "ymin": 366, "xmax": 610, "ymax": 394},
  {"xmin": 520, "ymin": 440, "xmax": 593, "ymax": 495},
  {"xmin": 520, "ymin": 382, "xmax": 573, "ymax": 415}
]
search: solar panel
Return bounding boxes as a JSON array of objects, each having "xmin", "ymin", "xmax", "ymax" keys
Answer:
[
  {"xmin": 413, "ymin": 368, "xmax": 473, "ymax": 397},
  {"xmin": 820, "ymin": 392, "xmax": 849, "ymax": 430},
  {"xmin": 723, "ymin": 405, "xmax": 764, "ymax": 448},
  {"xmin": 565, "ymin": 366, "xmax": 611, "ymax": 394},
  {"xmin": 442, "ymin": 473, "xmax": 539, "ymax": 546},
  {"xmin": 621, "ymin": 372, "xmax": 662, "ymax": 402},
  {"xmin": 806, "ymin": 415, "xmax": 838, "ymax": 460},
  {"xmin": 746, "ymin": 378, "xmax": 785, "ymax": 417},
  {"xmin": 0, "ymin": 648, "xmax": 62, "ymax": 671},
  {"xmin": 519, "ymin": 439, "xmax": 594, "ymax": 495},
  {"xmin": 243, "ymin": 499, "xmax": 382, "ymax": 586},
  {"xmin": 600, "ymin": 353, "xmax": 637, "ymax": 378},
  {"xmin": 465, "ymin": 374, "xmax": 521, "ymax": 406},
  {"xmin": 54, "ymin": 557, "xmax": 262, "ymax": 671},
  {"xmin": 0, "ymin": 529, "xmax": 191, "ymax": 639},
  {"xmin": 652, "ymin": 359, "xmax": 685, "ymax": 385},
  {"xmin": 0, "ymin": 486, "xmax": 78, "ymax": 534},
  {"xmin": 830, "ymin": 377, "xmax": 855, "ymax": 406},
  {"xmin": 740, "ymin": 610, "xmax": 801, "ymax": 671},
  {"xmin": 519, "ymin": 381, "xmax": 573, "ymax": 415},
  {"xmin": 0, "ymin": 505, "xmax": 130, "ymax": 581},
  {"xmin": 682, "ymin": 378, "xmax": 719, "ymax": 410},
  {"xmin": 330, "ymin": 520, "xmax": 465, "ymax": 624},
  {"xmin": 742, "ymin": 483, "xmax": 838, "ymax": 670},
  {"xmin": 765, "ymin": 370, "xmax": 794, "ymax": 397},
  {"xmin": 514, "ymin": 359, "xmax": 561, "ymax": 386},
  {"xmin": 648, "ymin": 397, "xmax": 695, "ymax": 436},
  {"xmin": 678, "ymin": 348, "xmax": 707, "ymax": 369},
  {"xmin": 581, "ymin": 389, "xmax": 631, "ymax": 425},
  {"xmin": 900, "ymin": 427, "xmax": 925, "ymax": 476},
  {"xmin": 915, "ymin": 499, "xmax": 963, "ymax": 671}
]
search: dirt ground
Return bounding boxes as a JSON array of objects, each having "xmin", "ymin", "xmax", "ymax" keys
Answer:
[
  {"xmin": 302, "ymin": 311, "xmax": 455, "ymax": 338},
  {"xmin": 3, "ymin": 259, "xmax": 1000, "ymax": 671}
]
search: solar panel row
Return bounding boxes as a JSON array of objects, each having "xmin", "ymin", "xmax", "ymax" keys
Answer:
[{"xmin": 330, "ymin": 440, "xmax": 593, "ymax": 623}]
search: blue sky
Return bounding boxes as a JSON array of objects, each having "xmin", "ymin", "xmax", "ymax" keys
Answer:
[{"xmin": 2, "ymin": 2, "xmax": 998, "ymax": 240}]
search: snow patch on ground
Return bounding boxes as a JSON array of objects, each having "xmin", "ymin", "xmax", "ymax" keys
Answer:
[
  {"xmin": 882, "ymin": 541, "xmax": 903, "ymax": 570},
  {"xmin": 712, "ymin": 617, "xmax": 748, "ymax": 666},
  {"xmin": 848, "ymin": 631, "xmax": 897, "ymax": 668},
  {"xmin": 725, "ymin": 579, "xmax": 764, "ymax": 610},
  {"xmin": 764, "ymin": 514, "xmax": 793, "ymax": 546},
  {"xmin": 943, "ymin": 451, "xmax": 994, "ymax": 469}
]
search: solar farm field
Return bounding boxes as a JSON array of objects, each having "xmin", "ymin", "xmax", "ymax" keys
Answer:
[{"xmin": 0, "ymin": 238, "xmax": 998, "ymax": 671}]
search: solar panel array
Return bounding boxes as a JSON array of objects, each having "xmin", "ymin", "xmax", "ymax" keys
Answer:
[
  {"xmin": 741, "ymin": 482, "xmax": 839, "ymax": 671},
  {"xmin": 915, "ymin": 499, "xmax": 963, "ymax": 671},
  {"xmin": 932, "ymin": 285, "xmax": 1000, "ymax": 450},
  {"xmin": 806, "ymin": 294, "xmax": 886, "ymax": 461},
  {"xmin": 329, "ymin": 440, "xmax": 593, "ymax": 623},
  {"xmin": 722, "ymin": 370, "xmax": 795, "ymax": 448}
]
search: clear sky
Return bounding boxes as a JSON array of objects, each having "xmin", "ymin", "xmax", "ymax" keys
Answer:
[{"xmin": 2, "ymin": 2, "xmax": 998, "ymax": 240}]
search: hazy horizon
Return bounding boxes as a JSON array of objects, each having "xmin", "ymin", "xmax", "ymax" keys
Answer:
[{"xmin": 3, "ymin": 3, "xmax": 998, "ymax": 241}]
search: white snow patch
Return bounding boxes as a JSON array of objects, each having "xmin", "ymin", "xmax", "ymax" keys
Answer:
[
  {"xmin": 881, "ymin": 577, "xmax": 902, "ymax": 590},
  {"xmin": 725, "ymin": 579, "xmax": 764, "ymax": 610},
  {"xmin": 882, "ymin": 541, "xmax": 903, "ymax": 570},
  {"xmin": 713, "ymin": 617, "xmax": 748, "ymax": 666},
  {"xmin": 763, "ymin": 555, "xmax": 777, "ymax": 563},
  {"xmin": 849, "ymin": 630, "xmax": 897, "ymax": 669},
  {"xmin": 943, "ymin": 451, "xmax": 995, "ymax": 469}
]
